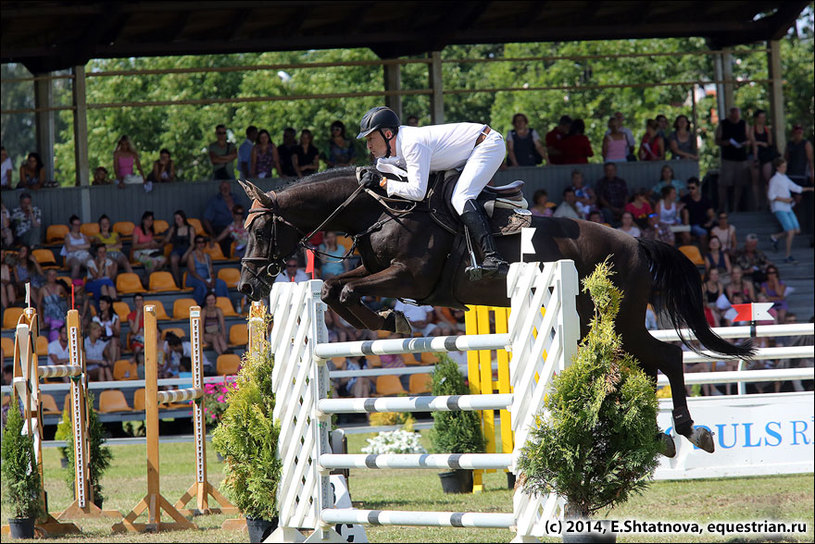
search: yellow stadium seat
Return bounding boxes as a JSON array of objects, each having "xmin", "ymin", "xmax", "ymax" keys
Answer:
[
  {"xmin": 228, "ymin": 323, "xmax": 248, "ymax": 347},
  {"xmin": 80, "ymin": 222, "xmax": 100, "ymax": 237},
  {"xmin": 187, "ymin": 218, "xmax": 204, "ymax": 236},
  {"xmin": 46, "ymin": 224, "xmax": 69, "ymax": 243},
  {"xmin": 113, "ymin": 221, "xmax": 135, "ymax": 238},
  {"xmin": 41, "ymin": 393, "xmax": 61, "ymax": 415},
  {"xmin": 133, "ymin": 388, "xmax": 145, "ymax": 412},
  {"xmin": 113, "ymin": 301, "xmax": 131, "ymax": 323},
  {"xmin": 217, "ymin": 267, "xmax": 241, "ymax": 288},
  {"xmin": 144, "ymin": 301, "xmax": 170, "ymax": 320},
  {"xmin": 57, "ymin": 275, "xmax": 72, "ymax": 287},
  {"xmin": 409, "ymin": 373, "xmax": 433, "ymax": 395},
  {"xmin": 163, "ymin": 243, "xmax": 173, "ymax": 258},
  {"xmin": 148, "ymin": 271, "xmax": 179, "ymax": 292},
  {"xmin": 153, "ymin": 219, "xmax": 169, "ymax": 235},
  {"xmin": 216, "ymin": 353, "xmax": 241, "ymax": 375},
  {"xmin": 113, "ymin": 359, "xmax": 138, "ymax": 380},
  {"xmin": 204, "ymin": 242, "xmax": 227, "ymax": 261},
  {"xmin": 36, "ymin": 335, "xmax": 48, "ymax": 356},
  {"xmin": 334, "ymin": 235, "xmax": 358, "ymax": 255},
  {"xmin": 3, "ymin": 307, "xmax": 24, "ymax": 330},
  {"xmin": 420, "ymin": 351, "xmax": 439, "ymax": 365},
  {"xmin": 2, "ymin": 337, "xmax": 14, "ymax": 360},
  {"xmin": 32, "ymin": 248, "xmax": 58, "ymax": 268},
  {"xmin": 678, "ymin": 245, "xmax": 705, "ymax": 267},
  {"xmin": 375, "ymin": 375, "xmax": 408, "ymax": 397},
  {"xmin": 116, "ymin": 272, "xmax": 144, "ymax": 294},
  {"xmin": 365, "ymin": 355, "xmax": 382, "ymax": 368},
  {"xmin": 172, "ymin": 298, "xmax": 197, "ymax": 320},
  {"xmin": 216, "ymin": 296, "xmax": 239, "ymax": 317},
  {"xmin": 98, "ymin": 389, "xmax": 132, "ymax": 413}
]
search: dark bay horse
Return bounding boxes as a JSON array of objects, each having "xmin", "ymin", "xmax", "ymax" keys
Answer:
[{"xmin": 238, "ymin": 167, "xmax": 754, "ymax": 452}]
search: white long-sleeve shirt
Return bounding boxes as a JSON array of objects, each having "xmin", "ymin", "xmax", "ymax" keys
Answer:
[
  {"xmin": 767, "ymin": 172, "xmax": 804, "ymax": 213},
  {"xmin": 377, "ymin": 123, "xmax": 486, "ymax": 201}
]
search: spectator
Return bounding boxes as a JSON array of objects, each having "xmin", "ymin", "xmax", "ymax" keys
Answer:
[
  {"xmin": 293, "ymin": 129, "xmax": 320, "ymax": 178},
  {"xmin": 47, "ymin": 325, "xmax": 70, "ymax": 367},
  {"xmin": 703, "ymin": 236, "xmax": 732, "ymax": 282},
  {"xmin": 602, "ymin": 116, "xmax": 628, "ymax": 163},
  {"xmin": 393, "ymin": 300, "xmax": 436, "ymax": 336},
  {"xmin": 0, "ymin": 146, "xmax": 12, "ymax": 189},
  {"xmin": 92, "ymin": 166, "xmax": 112, "ymax": 186},
  {"xmin": 95, "ymin": 214, "xmax": 133, "ymax": 274},
  {"xmin": 530, "ymin": 189, "xmax": 554, "ymax": 217},
  {"xmin": 92, "ymin": 295, "xmax": 120, "ymax": 364},
  {"xmin": 750, "ymin": 109, "xmax": 777, "ymax": 210},
  {"xmin": 680, "ymin": 177, "xmax": 714, "ymax": 246},
  {"xmin": 214, "ymin": 204, "xmax": 248, "ymax": 259},
  {"xmin": 553, "ymin": 187, "xmax": 581, "ymax": 219},
  {"xmin": 163, "ymin": 332, "xmax": 213, "ymax": 378},
  {"xmin": 760, "ymin": 265, "xmax": 789, "ymax": 323},
  {"xmin": 329, "ymin": 355, "xmax": 372, "ymax": 398},
  {"xmin": 768, "ymin": 157, "xmax": 814, "ymax": 263},
  {"xmin": 127, "ymin": 293, "xmax": 146, "ymax": 359},
  {"xmin": 638, "ymin": 119, "xmax": 665, "ymax": 161},
  {"xmin": 11, "ymin": 245, "xmax": 44, "ymax": 307},
  {"xmin": 185, "ymin": 235, "xmax": 229, "ymax": 305},
  {"xmin": 38, "ymin": 269, "xmax": 69, "ymax": 341},
  {"xmin": 617, "ymin": 211, "xmax": 641, "ymax": 238},
  {"xmin": 18, "ymin": 152, "xmax": 45, "ymax": 191},
  {"xmin": 113, "ymin": 135, "xmax": 146, "ymax": 187},
  {"xmin": 85, "ymin": 322, "xmax": 113, "ymax": 381},
  {"xmin": 209, "ymin": 124, "xmax": 238, "ymax": 180},
  {"xmin": 1, "ymin": 250, "xmax": 14, "ymax": 308},
  {"xmin": 595, "ymin": 162, "xmax": 629, "ymax": 225},
  {"xmin": 275, "ymin": 257, "xmax": 310, "ymax": 283},
  {"xmin": 162, "ymin": 209, "xmax": 194, "ymax": 287},
  {"xmin": 652, "ymin": 164, "xmax": 687, "ymax": 199},
  {"xmin": 1, "ymin": 202, "xmax": 12, "ymax": 247},
  {"xmin": 655, "ymin": 114, "xmax": 670, "ymax": 141},
  {"xmin": 62, "ymin": 214, "xmax": 92, "ymax": 279},
  {"xmin": 560, "ymin": 118, "xmax": 593, "ymax": 164},
  {"xmin": 203, "ymin": 180, "xmax": 245, "ymax": 255},
  {"xmin": 701, "ymin": 269, "xmax": 726, "ymax": 327},
  {"xmin": 73, "ymin": 281, "xmax": 92, "ymax": 331},
  {"xmin": 325, "ymin": 120, "xmax": 356, "ymax": 168},
  {"xmin": 715, "ymin": 107, "xmax": 750, "ymax": 212},
  {"xmin": 148, "ymin": 149, "xmax": 176, "ymax": 183},
  {"xmin": 251, "ymin": 129, "xmax": 281, "ymax": 179},
  {"xmin": 277, "ymin": 127, "xmax": 299, "ymax": 178},
  {"xmin": 624, "ymin": 188, "xmax": 653, "ymax": 227},
  {"xmin": 655, "ymin": 186, "xmax": 683, "ymax": 228},
  {"xmin": 569, "ymin": 170, "xmax": 595, "ymax": 218},
  {"xmin": 506, "ymin": 113, "xmax": 546, "ymax": 167},
  {"xmin": 318, "ymin": 231, "xmax": 351, "ymax": 279},
  {"xmin": 726, "ymin": 265, "xmax": 755, "ymax": 303},
  {"xmin": 668, "ymin": 114, "xmax": 698, "ymax": 161},
  {"xmin": 238, "ymin": 125, "xmax": 258, "ymax": 179},
  {"xmin": 588, "ymin": 210, "xmax": 606, "ymax": 225},
  {"xmin": 545, "ymin": 115, "xmax": 571, "ymax": 165},
  {"xmin": 84, "ymin": 245, "xmax": 118, "ymax": 301},
  {"xmin": 734, "ymin": 233, "xmax": 771, "ymax": 287},
  {"xmin": 710, "ymin": 212, "xmax": 738, "ymax": 254},
  {"xmin": 11, "ymin": 192, "xmax": 42, "ymax": 246},
  {"xmin": 406, "ymin": 115, "xmax": 420, "ymax": 127},
  {"xmin": 784, "ymin": 124, "xmax": 813, "ymax": 186},
  {"xmin": 640, "ymin": 212, "xmax": 675, "ymax": 246},
  {"xmin": 132, "ymin": 211, "xmax": 167, "ymax": 274},
  {"xmin": 202, "ymin": 290, "xmax": 228, "ymax": 355},
  {"xmin": 605, "ymin": 112, "xmax": 636, "ymax": 160}
]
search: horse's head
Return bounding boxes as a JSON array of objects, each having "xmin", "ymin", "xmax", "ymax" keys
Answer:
[{"xmin": 237, "ymin": 180, "xmax": 301, "ymax": 301}]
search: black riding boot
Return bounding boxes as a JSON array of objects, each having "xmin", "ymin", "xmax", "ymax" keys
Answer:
[{"xmin": 460, "ymin": 199, "xmax": 509, "ymax": 280}]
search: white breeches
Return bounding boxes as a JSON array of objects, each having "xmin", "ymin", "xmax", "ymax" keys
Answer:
[{"xmin": 450, "ymin": 129, "xmax": 505, "ymax": 215}]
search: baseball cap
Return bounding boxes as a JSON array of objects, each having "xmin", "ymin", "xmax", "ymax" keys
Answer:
[{"xmin": 746, "ymin": 233, "xmax": 758, "ymax": 242}]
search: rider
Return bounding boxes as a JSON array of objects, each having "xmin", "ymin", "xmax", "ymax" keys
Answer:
[{"xmin": 357, "ymin": 106, "xmax": 509, "ymax": 279}]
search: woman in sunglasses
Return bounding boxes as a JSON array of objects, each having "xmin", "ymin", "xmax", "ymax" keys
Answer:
[{"xmin": 185, "ymin": 235, "xmax": 229, "ymax": 305}]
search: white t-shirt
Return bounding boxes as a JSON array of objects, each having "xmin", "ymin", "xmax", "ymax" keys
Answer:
[
  {"xmin": 377, "ymin": 123, "xmax": 487, "ymax": 202},
  {"xmin": 274, "ymin": 268, "xmax": 310, "ymax": 283},
  {"xmin": 767, "ymin": 172, "xmax": 804, "ymax": 213},
  {"xmin": 47, "ymin": 339, "xmax": 71, "ymax": 365},
  {"xmin": 0, "ymin": 157, "xmax": 12, "ymax": 188},
  {"xmin": 617, "ymin": 225, "xmax": 641, "ymax": 238}
]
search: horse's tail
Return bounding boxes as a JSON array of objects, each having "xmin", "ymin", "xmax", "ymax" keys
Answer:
[{"xmin": 638, "ymin": 238, "xmax": 755, "ymax": 359}]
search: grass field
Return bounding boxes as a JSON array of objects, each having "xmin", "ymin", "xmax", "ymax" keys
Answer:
[{"xmin": 2, "ymin": 430, "xmax": 812, "ymax": 543}]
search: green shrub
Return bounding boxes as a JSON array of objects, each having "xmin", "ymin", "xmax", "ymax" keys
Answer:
[
  {"xmin": 212, "ymin": 336, "xmax": 281, "ymax": 520},
  {"xmin": 61, "ymin": 392, "xmax": 113, "ymax": 504},
  {"xmin": 518, "ymin": 260, "xmax": 661, "ymax": 518},
  {"xmin": 1, "ymin": 396, "xmax": 44, "ymax": 520},
  {"xmin": 429, "ymin": 355, "xmax": 485, "ymax": 454}
]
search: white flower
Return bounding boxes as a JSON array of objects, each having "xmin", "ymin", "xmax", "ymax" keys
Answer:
[{"xmin": 361, "ymin": 429, "xmax": 426, "ymax": 454}]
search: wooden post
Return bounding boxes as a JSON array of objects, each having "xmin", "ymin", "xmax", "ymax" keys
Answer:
[
  {"xmin": 383, "ymin": 61, "xmax": 402, "ymax": 120},
  {"xmin": 766, "ymin": 40, "xmax": 786, "ymax": 154},
  {"xmin": 429, "ymin": 51, "xmax": 444, "ymax": 124}
]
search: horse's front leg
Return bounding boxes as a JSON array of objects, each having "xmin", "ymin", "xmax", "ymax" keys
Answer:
[
  {"xmin": 322, "ymin": 265, "xmax": 372, "ymax": 330},
  {"xmin": 337, "ymin": 263, "xmax": 417, "ymax": 333}
]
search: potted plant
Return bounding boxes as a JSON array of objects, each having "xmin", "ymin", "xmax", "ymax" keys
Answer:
[
  {"xmin": 429, "ymin": 354, "xmax": 486, "ymax": 493},
  {"xmin": 1, "ymin": 395, "xmax": 44, "ymax": 539},
  {"xmin": 62, "ymin": 392, "xmax": 112, "ymax": 508},
  {"xmin": 517, "ymin": 262, "xmax": 662, "ymax": 542},
  {"xmin": 212, "ymin": 336, "xmax": 281, "ymax": 544}
]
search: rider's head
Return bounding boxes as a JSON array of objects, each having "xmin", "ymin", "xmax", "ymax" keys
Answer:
[{"xmin": 357, "ymin": 106, "xmax": 400, "ymax": 159}]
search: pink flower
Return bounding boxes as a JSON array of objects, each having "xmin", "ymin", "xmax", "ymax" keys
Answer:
[{"xmin": 217, "ymin": 395, "xmax": 225, "ymax": 403}]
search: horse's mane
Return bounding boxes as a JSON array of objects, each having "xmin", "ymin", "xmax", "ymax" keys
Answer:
[{"xmin": 276, "ymin": 166, "xmax": 358, "ymax": 192}]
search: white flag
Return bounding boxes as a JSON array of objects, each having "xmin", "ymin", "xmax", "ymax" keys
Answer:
[
  {"xmin": 520, "ymin": 227, "xmax": 536, "ymax": 259},
  {"xmin": 25, "ymin": 282, "xmax": 31, "ymax": 308},
  {"xmin": 751, "ymin": 302, "xmax": 775, "ymax": 322}
]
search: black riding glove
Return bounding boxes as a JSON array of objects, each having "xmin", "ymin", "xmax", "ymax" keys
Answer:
[{"xmin": 359, "ymin": 169, "xmax": 381, "ymax": 189}]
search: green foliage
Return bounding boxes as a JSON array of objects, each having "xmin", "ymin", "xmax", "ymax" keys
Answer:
[
  {"xmin": 0, "ymin": 395, "xmax": 44, "ymax": 520},
  {"xmin": 518, "ymin": 260, "xmax": 661, "ymax": 518},
  {"xmin": 428, "ymin": 355, "xmax": 485, "ymax": 454},
  {"xmin": 212, "ymin": 336, "xmax": 281, "ymax": 520},
  {"xmin": 60, "ymin": 392, "xmax": 113, "ymax": 504}
]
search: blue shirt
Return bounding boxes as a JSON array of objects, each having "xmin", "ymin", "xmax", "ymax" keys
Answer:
[
  {"xmin": 238, "ymin": 138, "xmax": 254, "ymax": 177},
  {"xmin": 204, "ymin": 192, "xmax": 244, "ymax": 230}
]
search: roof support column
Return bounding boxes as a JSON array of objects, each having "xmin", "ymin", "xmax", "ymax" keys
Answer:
[
  {"xmin": 713, "ymin": 52, "xmax": 726, "ymax": 119},
  {"xmin": 766, "ymin": 39, "xmax": 786, "ymax": 154},
  {"xmin": 429, "ymin": 51, "xmax": 444, "ymax": 124},
  {"xmin": 383, "ymin": 61, "xmax": 402, "ymax": 120},
  {"xmin": 72, "ymin": 64, "xmax": 91, "ymax": 222},
  {"xmin": 34, "ymin": 74, "xmax": 55, "ymax": 182},
  {"xmin": 722, "ymin": 47, "xmax": 735, "ymax": 111}
]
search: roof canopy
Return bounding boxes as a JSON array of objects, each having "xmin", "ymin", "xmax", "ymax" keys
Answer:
[{"xmin": 2, "ymin": 1, "xmax": 807, "ymax": 74}]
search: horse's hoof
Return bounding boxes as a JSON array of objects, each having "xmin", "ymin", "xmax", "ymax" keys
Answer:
[
  {"xmin": 660, "ymin": 433, "xmax": 676, "ymax": 458},
  {"xmin": 687, "ymin": 427, "xmax": 715, "ymax": 453},
  {"xmin": 378, "ymin": 310, "xmax": 411, "ymax": 335}
]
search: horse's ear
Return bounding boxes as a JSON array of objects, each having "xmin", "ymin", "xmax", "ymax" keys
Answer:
[{"xmin": 238, "ymin": 179, "xmax": 274, "ymax": 207}]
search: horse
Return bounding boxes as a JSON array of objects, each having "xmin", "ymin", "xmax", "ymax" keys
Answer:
[{"xmin": 237, "ymin": 167, "xmax": 754, "ymax": 453}]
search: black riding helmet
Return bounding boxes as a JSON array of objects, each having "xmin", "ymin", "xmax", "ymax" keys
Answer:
[{"xmin": 357, "ymin": 106, "xmax": 400, "ymax": 158}]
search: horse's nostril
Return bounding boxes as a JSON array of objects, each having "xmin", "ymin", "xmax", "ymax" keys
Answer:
[{"xmin": 239, "ymin": 282, "xmax": 254, "ymax": 297}]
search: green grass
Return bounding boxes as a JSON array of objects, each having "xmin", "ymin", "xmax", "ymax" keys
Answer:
[{"xmin": 1, "ymin": 430, "xmax": 812, "ymax": 543}]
